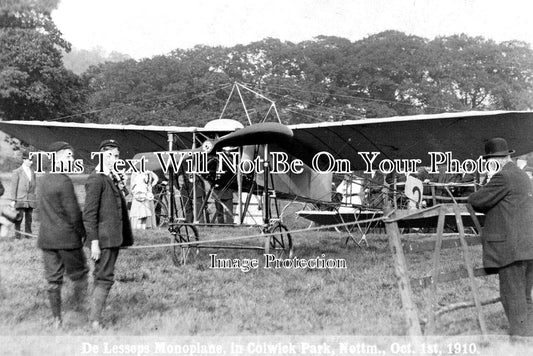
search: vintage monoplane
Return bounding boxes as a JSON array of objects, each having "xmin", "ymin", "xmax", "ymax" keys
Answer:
[{"xmin": 2, "ymin": 84, "xmax": 533, "ymax": 263}]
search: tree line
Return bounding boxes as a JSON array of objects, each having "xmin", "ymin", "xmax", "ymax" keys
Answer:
[{"xmin": 2, "ymin": 1, "xmax": 533, "ymax": 127}]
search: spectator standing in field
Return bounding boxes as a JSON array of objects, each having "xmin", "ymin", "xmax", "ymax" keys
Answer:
[
  {"xmin": 130, "ymin": 170, "xmax": 158, "ymax": 229},
  {"xmin": 468, "ymin": 137, "xmax": 533, "ymax": 340},
  {"xmin": 0, "ymin": 178, "xmax": 19, "ymax": 238},
  {"xmin": 84, "ymin": 139, "xmax": 133, "ymax": 329},
  {"xmin": 37, "ymin": 141, "xmax": 88, "ymax": 328},
  {"xmin": 9, "ymin": 151, "xmax": 36, "ymax": 239}
]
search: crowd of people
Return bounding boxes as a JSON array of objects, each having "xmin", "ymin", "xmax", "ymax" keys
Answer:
[
  {"xmin": 0, "ymin": 138, "xmax": 234, "ymax": 329},
  {"xmin": 1, "ymin": 139, "xmax": 134, "ymax": 329},
  {"xmin": 0, "ymin": 136, "xmax": 532, "ymax": 340}
]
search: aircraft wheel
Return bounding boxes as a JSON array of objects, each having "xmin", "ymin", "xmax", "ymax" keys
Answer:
[
  {"xmin": 264, "ymin": 223, "xmax": 293, "ymax": 259},
  {"xmin": 171, "ymin": 224, "xmax": 199, "ymax": 266}
]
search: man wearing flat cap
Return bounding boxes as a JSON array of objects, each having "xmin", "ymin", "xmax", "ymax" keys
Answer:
[
  {"xmin": 8, "ymin": 151, "xmax": 36, "ymax": 238},
  {"xmin": 37, "ymin": 141, "xmax": 88, "ymax": 328},
  {"xmin": 468, "ymin": 137, "xmax": 533, "ymax": 339},
  {"xmin": 83, "ymin": 139, "xmax": 133, "ymax": 329}
]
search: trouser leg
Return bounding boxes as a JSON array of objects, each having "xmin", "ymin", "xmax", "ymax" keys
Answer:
[
  {"xmin": 71, "ymin": 275, "xmax": 89, "ymax": 311},
  {"xmin": 47, "ymin": 282, "xmax": 62, "ymax": 320},
  {"xmin": 24, "ymin": 208, "xmax": 32, "ymax": 234},
  {"xmin": 47, "ymin": 281, "xmax": 63, "ymax": 329},
  {"xmin": 42, "ymin": 249, "xmax": 64, "ymax": 326},
  {"xmin": 14, "ymin": 217, "xmax": 21, "ymax": 239},
  {"xmin": 60, "ymin": 248, "xmax": 89, "ymax": 307},
  {"xmin": 525, "ymin": 260, "xmax": 533, "ymax": 336},
  {"xmin": 45, "ymin": 248, "xmax": 88, "ymax": 312},
  {"xmin": 499, "ymin": 261, "xmax": 528, "ymax": 337},
  {"xmin": 68, "ymin": 249, "xmax": 89, "ymax": 312},
  {"xmin": 91, "ymin": 248, "xmax": 119, "ymax": 326},
  {"xmin": 89, "ymin": 284, "xmax": 111, "ymax": 326}
]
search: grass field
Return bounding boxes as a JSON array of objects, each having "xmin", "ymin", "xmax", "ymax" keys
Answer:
[
  {"xmin": 1, "ymin": 174, "xmax": 532, "ymax": 354},
  {"xmin": 2, "ymin": 226, "xmax": 532, "ymax": 354}
]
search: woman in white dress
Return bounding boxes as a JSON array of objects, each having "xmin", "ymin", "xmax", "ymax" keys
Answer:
[{"xmin": 129, "ymin": 171, "xmax": 158, "ymax": 229}]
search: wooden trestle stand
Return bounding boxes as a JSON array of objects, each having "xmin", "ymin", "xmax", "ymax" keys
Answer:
[{"xmin": 384, "ymin": 200, "xmax": 495, "ymax": 340}]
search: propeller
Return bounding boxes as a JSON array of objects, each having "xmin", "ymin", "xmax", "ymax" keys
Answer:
[
  {"xmin": 133, "ymin": 123, "xmax": 294, "ymax": 172},
  {"xmin": 202, "ymin": 122, "xmax": 294, "ymax": 153}
]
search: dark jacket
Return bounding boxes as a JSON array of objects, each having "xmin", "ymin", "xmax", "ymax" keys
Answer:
[
  {"xmin": 0, "ymin": 180, "xmax": 4, "ymax": 196},
  {"xmin": 37, "ymin": 174, "xmax": 85, "ymax": 249},
  {"xmin": 10, "ymin": 166, "xmax": 36, "ymax": 208},
  {"xmin": 83, "ymin": 172, "xmax": 133, "ymax": 248},
  {"xmin": 468, "ymin": 162, "xmax": 533, "ymax": 268}
]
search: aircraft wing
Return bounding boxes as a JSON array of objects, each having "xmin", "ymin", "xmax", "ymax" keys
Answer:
[
  {"xmin": 0, "ymin": 120, "xmax": 233, "ymax": 162},
  {"xmin": 2, "ymin": 110, "xmax": 533, "ymax": 170},
  {"xmin": 284, "ymin": 110, "xmax": 533, "ymax": 171}
]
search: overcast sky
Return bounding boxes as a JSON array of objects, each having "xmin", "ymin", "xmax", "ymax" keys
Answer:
[{"xmin": 53, "ymin": 0, "xmax": 533, "ymax": 59}]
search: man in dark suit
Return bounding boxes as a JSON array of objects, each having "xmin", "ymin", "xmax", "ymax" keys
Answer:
[
  {"xmin": 84, "ymin": 139, "xmax": 133, "ymax": 329},
  {"xmin": 37, "ymin": 141, "xmax": 88, "ymax": 328},
  {"xmin": 9, "ymin": 151, "xmax": 36, "ymax": 238},
  {"xmin": 468, "ymin": 137, "xmax": 533, "ymax": 338}
]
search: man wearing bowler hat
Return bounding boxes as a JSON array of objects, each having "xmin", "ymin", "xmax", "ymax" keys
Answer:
[
  {"xmin": 468, "ymin": 137, "xmax": 533, "ymax": 339},
  {"xmin": 83, "ymin": 139, "xmax": 133, "ymax": 329}
]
